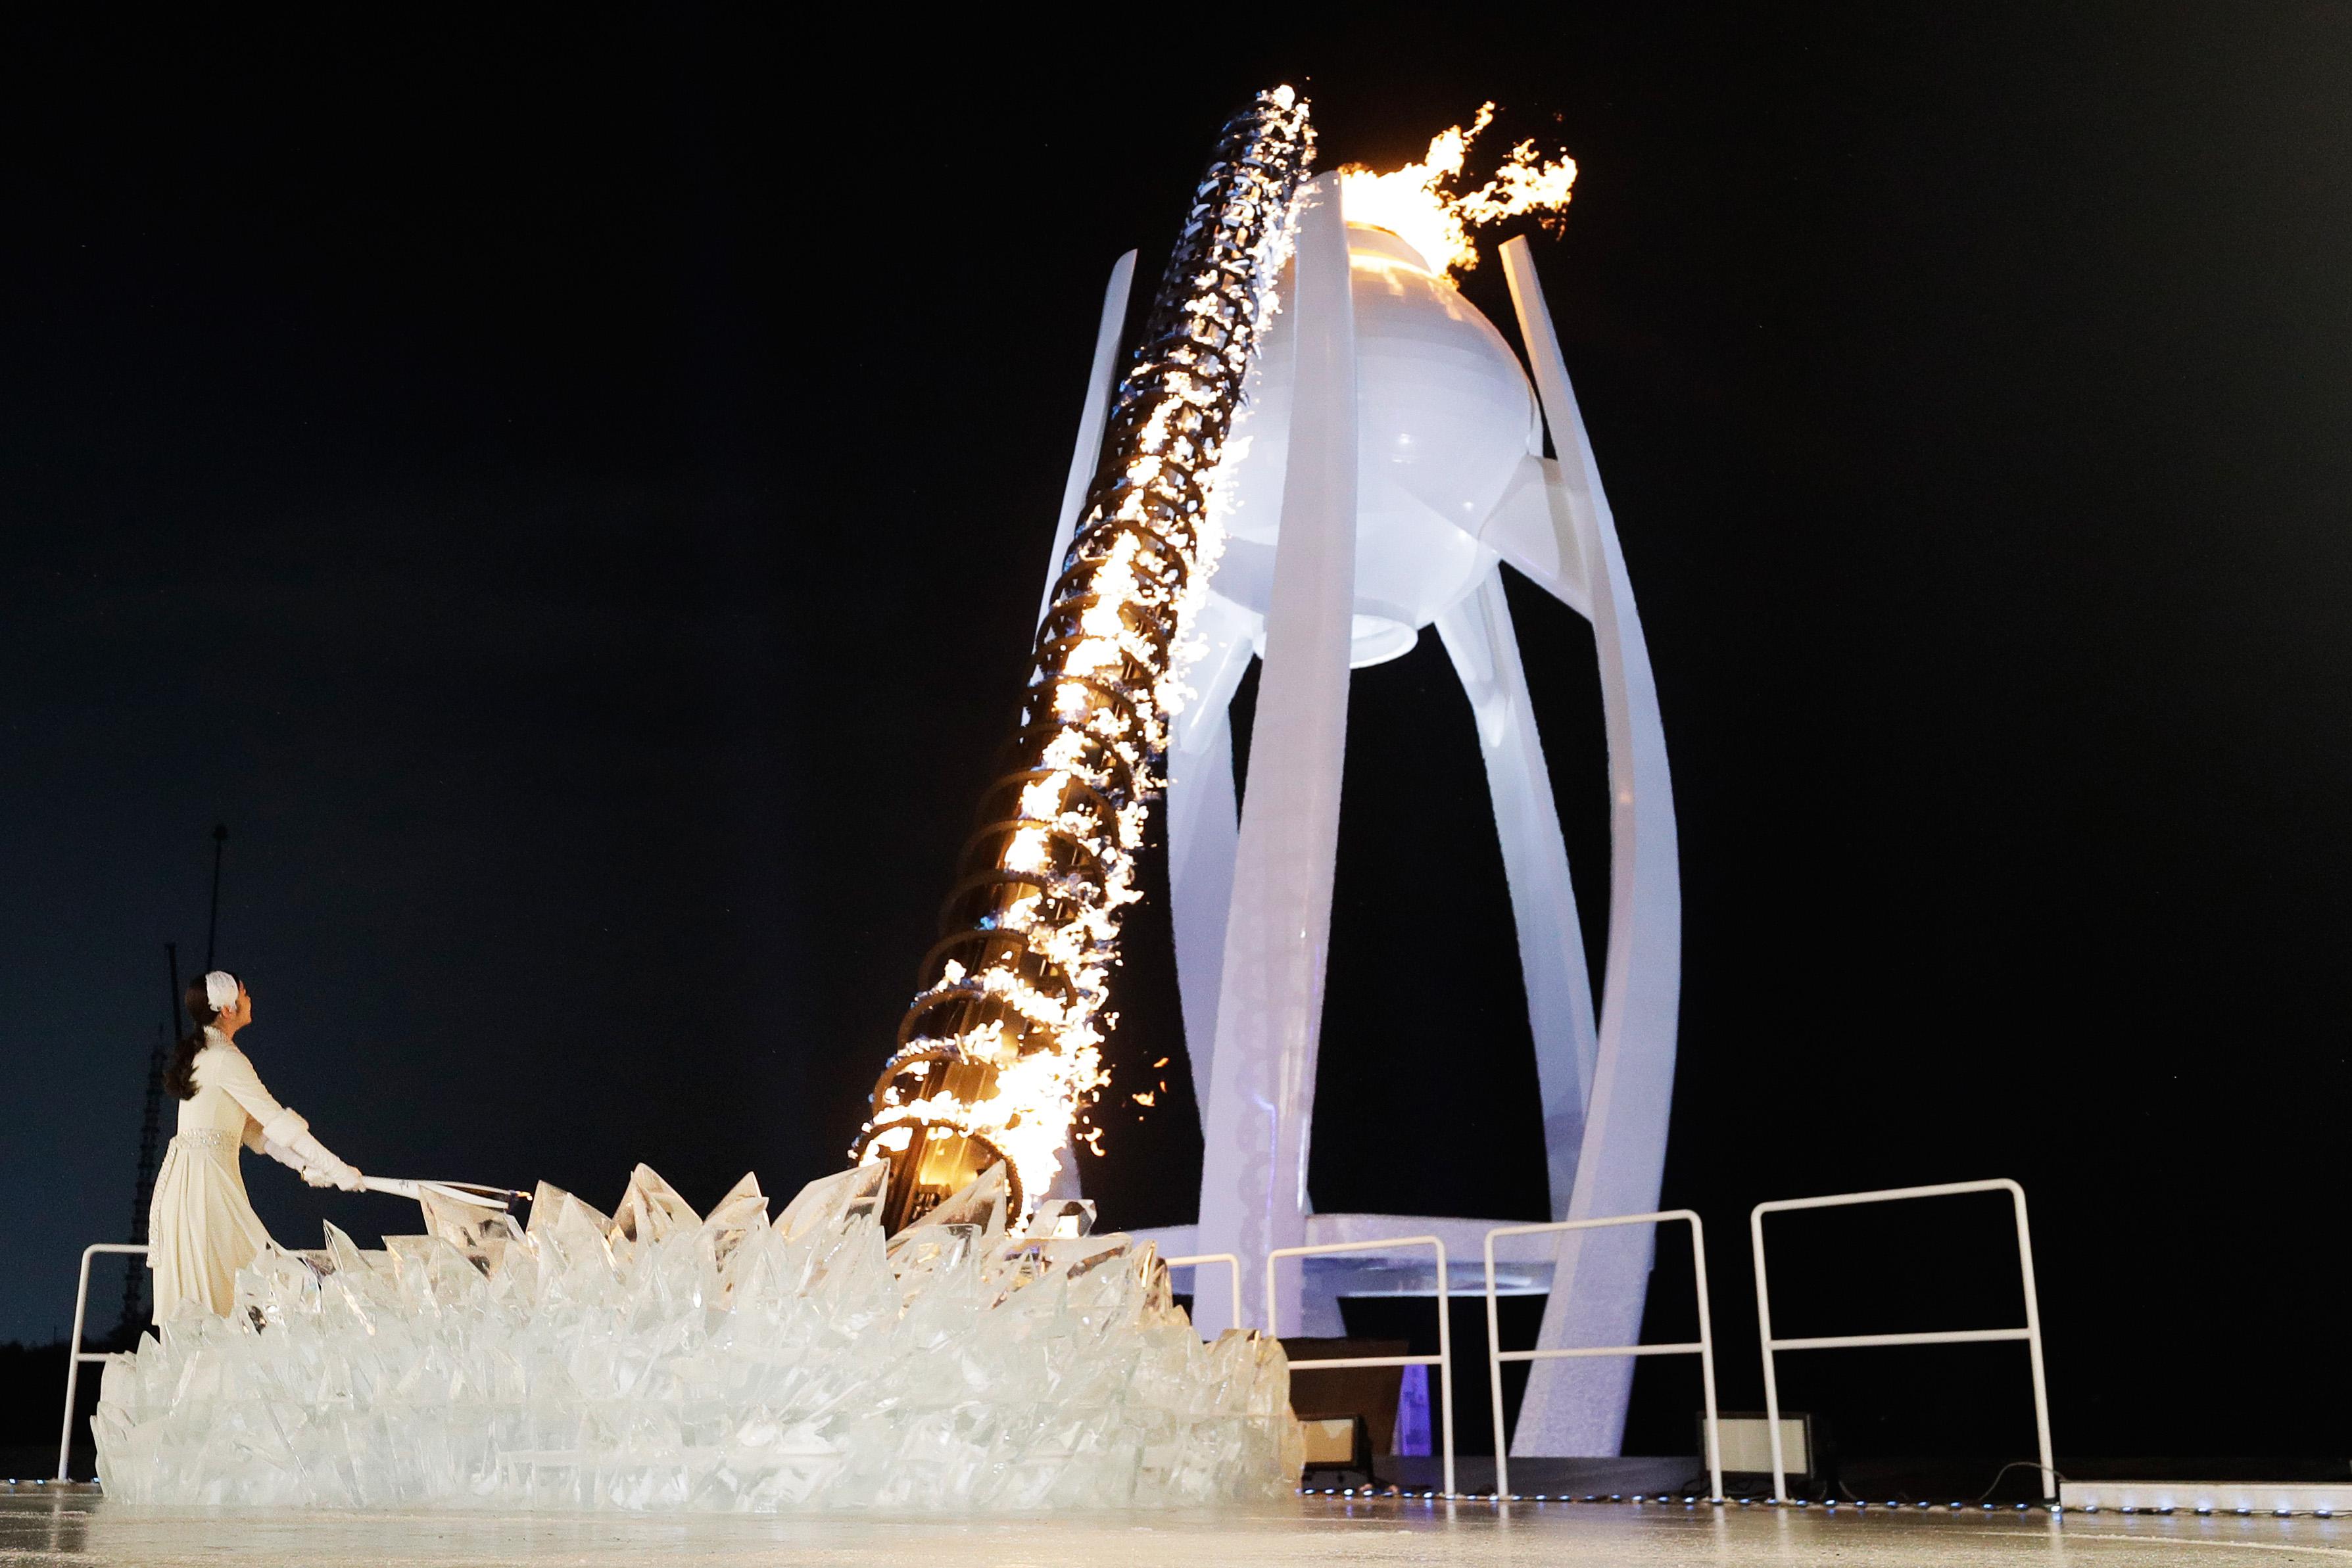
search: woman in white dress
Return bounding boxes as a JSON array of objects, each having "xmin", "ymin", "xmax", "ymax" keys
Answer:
[{"xmin": 146, "ymin": 970, "xmax": 366, "ymax": 1321}]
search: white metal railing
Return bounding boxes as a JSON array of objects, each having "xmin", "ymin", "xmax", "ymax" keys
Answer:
[
  {"xmin": 1268, "ymin": 1235, "xmax": 1454, "ymax": 1496},
  {"xmin": 1162, "ymin": 1251, "xmax": 1243, "ymax": 1337},
  {"xmin": 1751, "ymin": 1178, "xmax": 2054, "ymax": 1504},
  {"xmin": 57, "ymin": 1243, "xmax": 148, "ymax": 1481},
  {"xmin": 1483, "ymin": 1211, "xmax": 1722, "ymax": 1502}
]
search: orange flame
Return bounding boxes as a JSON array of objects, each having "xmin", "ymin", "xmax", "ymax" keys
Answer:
[{"xmin": 1338, "ymin": 103, "xmax": 1577, "ymax": 277}]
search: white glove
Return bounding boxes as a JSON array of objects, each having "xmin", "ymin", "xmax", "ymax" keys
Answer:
[
  {"xmin": 259, "ymin": 1137, "xmax": 344, "ymax": 1188},
  {"xmin": 285, "ymin": 1129, "xmax": 364, "ymax": 1192}
]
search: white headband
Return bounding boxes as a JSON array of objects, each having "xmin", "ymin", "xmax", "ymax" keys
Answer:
[{"xmin": 203, "ymin": 971, "xmax": 239, "ymax": 1012}]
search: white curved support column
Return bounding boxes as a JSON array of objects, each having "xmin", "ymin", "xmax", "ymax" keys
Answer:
[
  {"xmin": 1034, "ymin": 251, "xmax": 1138, "ymax": 1206},
  {"xmin": 1194, "ymin": 174, "xmax": 1357, "ymax": 1336},
  {"xmin": 1036, "ymin": 251, "xmax": 1139, "ymax": 631},
  {"xmin": 1434, "ymin": 569, "xmax": 1598, "ymax": 1218},
  {"xmin": 1498, "ymin": 236, "xmax": 1683, "ymax": 1457},
  {"xmin": 1165, "ymin": 594, "xmax": 1255, "ymax": 1114}
]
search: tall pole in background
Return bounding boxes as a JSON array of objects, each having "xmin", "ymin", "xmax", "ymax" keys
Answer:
[
  {"xmin": 120, "ymin": 817, "xmax": 222, "ymax": 1342},
  {"xmin": 203, "ymin": 824, "xmax": 228, "ymax": 970},
  {"xmin": 118, "ymin": 941, "xmax": 181, "ymax": 1341}
]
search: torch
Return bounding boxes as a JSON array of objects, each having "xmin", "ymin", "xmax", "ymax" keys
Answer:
[{"xmin": 853, "ymin": 88, "xmax": 1314, "ymax": 1233}]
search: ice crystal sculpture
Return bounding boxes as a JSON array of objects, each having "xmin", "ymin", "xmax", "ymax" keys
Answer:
[{"xmin": 93, "ymin": 1163, "xmax": 1303, "ymax": 1509}]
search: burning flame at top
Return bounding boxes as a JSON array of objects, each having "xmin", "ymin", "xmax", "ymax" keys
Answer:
[{"xmin": 1339, "ymin": 103, "xmax": 1577, "ymax": 278}]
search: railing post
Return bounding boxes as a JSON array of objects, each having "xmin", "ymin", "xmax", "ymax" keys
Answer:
[
  {"xmin": 57, "ymin": 1243, "xmax": 149, "ymax": 1483},
  {"xmin": 1750, "ymin": 1179, "xmax": 2055, "ymax": 1505},
  {"xmin": 1483, "ymin": 1228, "xmax": 1509, "ymax": 1498},
  {"xmin": 1750, "ymin": 1204, "xmax": 1787, "ymax": 1502},
  {"xmin": 55, "ymin": 1248, "xmax": 98, "ymax": 1482},
  {"xmin": 1433, "ymin": 1239, "xmax": 1453, "ymax": 1499},
  {"xmin": 1481, "ymin": 1212, "xmax": 1721, "ymax": 1502},
  {"xmin": 2007, "ymin": 1181, "xmax": 2057, "ymax": 1498},
  {"xmin": 1268, "ymin": 1236, "xmax": 1454, "ymax": 1496},
  {"xmin": 1689, "ymin": 1214, "xmax": 1723, "ymax": 1505}
]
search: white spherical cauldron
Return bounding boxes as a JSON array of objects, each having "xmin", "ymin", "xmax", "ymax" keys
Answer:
[{"xmin": 1209, "ymin": 224, "xmax": 1539, "ymax": 667}]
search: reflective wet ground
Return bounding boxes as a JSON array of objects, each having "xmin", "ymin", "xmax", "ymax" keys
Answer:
[{"xmin": 3, "ymin": 1490, "xmax": 2349, "ymax": 1566}]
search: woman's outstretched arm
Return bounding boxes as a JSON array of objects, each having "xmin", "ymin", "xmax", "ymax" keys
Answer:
[{"xmin": 210, "ymin": 1047, "xmax": 364, "ymax": 1191}]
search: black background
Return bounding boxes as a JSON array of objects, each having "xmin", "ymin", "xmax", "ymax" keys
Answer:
[{"xmin": 5, "ymin": 7, "xmax": 2347, "ymax": 1468}]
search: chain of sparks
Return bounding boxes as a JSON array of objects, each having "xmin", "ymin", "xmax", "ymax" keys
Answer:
[{"xmin": 853, "ymin": 88, "xmax": 1314, "ymax": 1217}]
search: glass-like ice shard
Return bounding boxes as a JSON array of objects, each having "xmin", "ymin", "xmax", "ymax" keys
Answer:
[
  {"xmin": 773, "ymin": 1162, "xmax": 885, "ymax": 1243},
  {"xmin": 607, "ymin": 1163, "xmax": 700, "ymax": 1258},
  {"xmin": 93, "ymin": 1164, "xmax": 1303, "ymax": 1509}
]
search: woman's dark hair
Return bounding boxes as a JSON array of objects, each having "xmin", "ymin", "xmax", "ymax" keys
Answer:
[{"xmin": 163, "ymin": 972, "xmax": 239, "ymax": 1101}]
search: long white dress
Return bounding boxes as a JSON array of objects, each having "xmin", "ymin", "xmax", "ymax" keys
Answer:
[{"xmin": 145, "ymin": 1028, "xmax": 315, "ymax": 1321}]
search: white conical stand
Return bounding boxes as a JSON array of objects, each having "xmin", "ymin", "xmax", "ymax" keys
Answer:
[{"xmin": 1038, "ymin": 179, "xmax": 1679, "ymax": 1458}]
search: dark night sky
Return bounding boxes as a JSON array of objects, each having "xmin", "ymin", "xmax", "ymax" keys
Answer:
[{"xmin": 5, "ymin": 7, "xmax": 2349, "ymax": 1463}]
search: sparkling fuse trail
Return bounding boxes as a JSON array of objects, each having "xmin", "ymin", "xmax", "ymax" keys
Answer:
[{"xmin": 855, "ymin": 88, "xmax": 1315, "ymax": 1230}]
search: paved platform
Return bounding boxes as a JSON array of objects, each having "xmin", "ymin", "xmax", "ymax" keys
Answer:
[{"xmin": 5, "ymin": 1492, "xmax": 2351, "ymax": 1566}]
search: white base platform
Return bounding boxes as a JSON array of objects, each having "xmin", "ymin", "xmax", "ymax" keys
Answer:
[{"xmin": 7, "ymin": 1490, "xmax": 2345, "ymax": 1567}]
